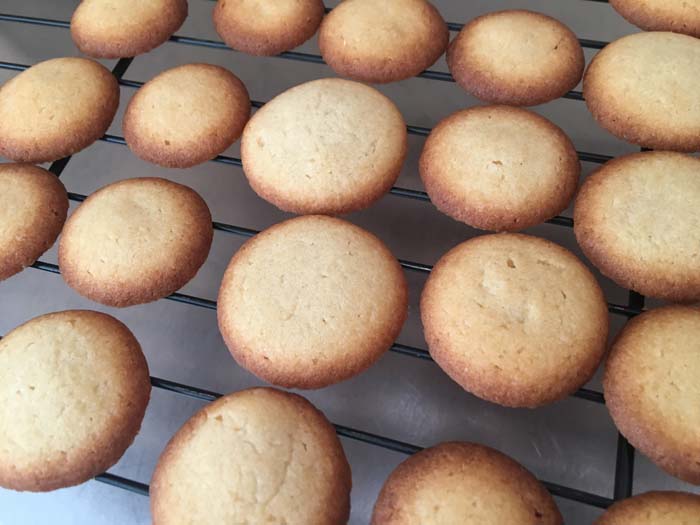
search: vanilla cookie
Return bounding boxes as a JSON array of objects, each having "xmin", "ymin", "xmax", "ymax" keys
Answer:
[
  {"xmin": 447, "ymin": 10, "xmax": 584, "ymax": 106},
  {"xmin": 218, "ymin": 215, "xmax": 408, "ymax": 389},
  {"xmin": 610, "ymin": 0, "xmax": 700, "ymax": 38},
  {"xmin": 0, "ymin": 310, "xmax": 150, "ymax": 491},
  {"xmin": 241, "ymin": 78, "xmax": 407, "ymax": 215},
  {"xmin": 59, "ymin": 178, "xmax": 213, "ymax": 307},
  {"xmin": 421, "ymin": 233, "xmax": 608, "ymax": 408},
  {"xmin": 595, "ymin": 490, "xmax": 700, "ymax": 524},
  {"xmin": 0, "ymin": 57, "xmax": 119, "ymax": 163},
  {"xmin": 71, "ymin": 0, "xmax": 187, "ymax": 58},
  {"xmin": 0, "ymin": 164, "xmax": 68, "ymax": 281},
  {"xmin": 151, "ymin": 387, "xmax": 351, "ymax": 525},
  {"xmin": 574, "ymin": 151, "xmax": 700, "ymax": 302}
]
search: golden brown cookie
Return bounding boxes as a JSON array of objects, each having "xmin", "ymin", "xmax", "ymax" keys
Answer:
[
  {"xmin": 595, "ymin": 490, "xmax": 700, "ymax": 524},
  {"xmin": 71, "ymin": 0, "xmax": 188, "ymax": 58},
  {"xmin": 604, "ymin": 306, "xmax": 700, "ymax": 485},
  {"xmin": 0, "ymin": 310, "xmax": 150, "ymax": 492},
  {"xmin": 0, "ymin": 57, "xmax": 119, "ymax": 163},
  {"xmin": 447, "ymin": 10, "xmax": 584, "ymax": 106},
  {"xmin": 610, "ymin": 0, "xmax": 700, "ymax": 38},
  {"xmin": 574, "ymin": 151, "xmax": 700, "ymax": 302},
  {"xmin": 241, "ymin": 78, "xmax": 407, "ymax": 215},
  {"xmin": 59, "ymin": 177, "xmax": 213, "ymax": 307},
  {"xmin": 318, "ymin": 0, "xmax": 448, "ymax": 83},
  {"xmin": 421, "ymin": 233, "xmax": 608, "ymax": 408},
  {"xmin": 218, "ymin": 215, "xmax": 408, "ymax": 389},
  {"xmin": 372, "ymin": 442, "xmax": 562, "ymax": 525},
  {"xmin": 151, "ymin": 387, "xmax": 351, "ymax": 525},
  {"xmin": 213, "ymin": 0, "xmax": 324, "ymax": 56},
  {"xmin": 0, "ymin": 164, "xmax": 68, "ymax": 281},
  {"xmin": 420, "ymin": 105, "xmax": 579, "ymax": 231},
  {"xmin": 123, "ymin": 63, "xmax": 250, "ymax": 168},
  {"xmin": 583, "ymin": 32, "xmax": 700, "ymax": 152}
]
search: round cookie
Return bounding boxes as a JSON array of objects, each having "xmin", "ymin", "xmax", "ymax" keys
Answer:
[
  {"xmin": 419, "ymin": 105, "xmax": 579, "ymax": 232},
  {"xmin": 447, "ymin": 10, "xmax": 584, "ymax": 106},
  {"xmin": 71, "ymin": 0, "xmax": 188, "ymax": 58},
  {"xmin": 213, "ymin": 0, "xmax": 324, "ymax": 56},
  {"xmin": 421, "ymin": 233, "xmax": 609, "ymax": 408},
  {"xmin": 610, "ymin": 0, "xmax": 700, "ymax": 38},
  {"xmin": 218, "ymin": 215, "xmax": 408, "ymax": 389},
  {"xmin": 584, "ymin": 32, "xmax": 700, "ymax": 152},
  {"xmin": 151, "ymin": 387, "xmax": 351, "ymax": 525},
  {"xmin": 58, "ymin": 177, "xmax": 213, "ymax": 307},
  {"xmin": 241, "ymin": 78, "xmax": 407, "ymax": 215},
  {"xmin": 123, "ymin": 63, "xmax": 250, "ymax": 168},
  {"xmin": 372, "ymin": 442, "xmax": 562, "ymax": 525},
  {"xmin": 0, "ymin": 164, "xmax": 68, "ymax": 281},
  {"xmin": 0, "ymin": 57, "xmax": 119, "ymax": 163},
  {"xmin": 318, "ymin": 0, "xmax": 449, "ymax": 83},
  {"xmin": 0, "ymin": 310, "xmax": 150, "ymax": 491},
  {"xmin": 574, "ymin": 151, "xmax": 700, "ymax": 302},
  {"xmin": 595, "ymin": 491, "xmax": 700, "ymax": 524},
  {"xmin": 604, "ymin": 306, "xmax": 700, "ymax": 484}
]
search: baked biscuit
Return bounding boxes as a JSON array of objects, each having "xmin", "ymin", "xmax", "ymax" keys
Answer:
[
  {"xmin": 0, "ymin": 57, "xmax": 119, "ymax": 163},
  {"xmin": 584, "ymin": 32, "xmax": 700, "ymax": 152},
  {"xmin": 574, "ymin": 151, "xmax": 700, "ymax": 302},
  {"xmin": 59, "ymin": 177, "xmax": 213, "ymax": 307},
  {"xmin": 0, "ymin": 310, "xmax": 150, "ymax": 491},
  {"xmin": 421, "ymin": 233, "xmax": 608, "ymax": 408},
  {"xmin": 218, "ymin": 215, "xmax": 408, "ymax": 389},
  {"xmin": 123, "ymin": 63, "xmax": 250, "ymax": 168},
  {"xmin": 420, "ymin": 105, "xmax": 579, "ymax": 231},
  {"xmin": 447, "ymin": 10, "xmax": 584, "ymax": 106},
  {"xmin": 151, "ymin": 387, "xmax": 351, "ymax": 525},
  {"xmin": 604, "ymin": 306, "xmax": 700, "ymax": 484},
  {"xmin": 610, "ymin": 0, "xmax": 700, "ymax": 38},
  {"xmin": 319, "ymin": 0, "xmax": 448, "ymax": 83},
  {"xmin": 0, "ymin": 164, "xmax": 68, "ymax": 281},
  {"xmin": 372, "ymin": 442, "xmax": 562, "ymax": 525},
  {"xmin": 241, "ymin": 78, "xmax": 407, "ymax": 215},
  {"xmin": 595, "ymin": 490, "xmax": 700, "ymax": 524}
]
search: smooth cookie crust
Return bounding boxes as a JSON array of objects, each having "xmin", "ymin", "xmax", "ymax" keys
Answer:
[
  {"xmin": 610, "ymin": 0, "xmax": 700, "ymax": 38},
  {"xmin": 595, "ymin": 490, "xmax": 700, "ymax": 524}
]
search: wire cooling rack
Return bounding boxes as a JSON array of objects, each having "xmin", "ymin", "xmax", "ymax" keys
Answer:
[{"xmin": 0, "ymin": 0, "xmax": 648, "ymax": 517}]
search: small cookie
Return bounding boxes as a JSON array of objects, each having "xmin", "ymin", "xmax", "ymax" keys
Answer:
[
  {"xmin": 241, "ymin": 78, "xmax": 407, "ymax": 215},
  {"xmin": 0, "ymin": 310, "xmax": 150, "ymax": 491},
  {"xmin": 0, "ymin": 164, "xmax": 68, "ymax": 281},
  {"xmin": 372, "ymin": 442, "xmax": 562, "ymax": 525},
  {"xmin": 123, "ymin": 63, "xmax": 250, "ymax": 168},
  {"xmin": 420, "ymin": 105, "xmax": 579, "ymax": 231},
  {"xmin": 151, "ymin": 387, "xmax": 351, "ymax": 525},
  {"xmin": 583, "ymin": 32, "xmax": 700, "ymax": 152},
  {"xmin": 604, "ymin": 306, "xmax": 700, "ymax": 484},
  {"xmin": 59, "ymin": 177, "xmax": 213, "ymax": 307},
  {"xmin": 71, "ymin": 0, "xmax": 188, "ymax": 58},
  {"xmin": 574, "ymin": 151, "xmax": 700, "ymax": 302},
  {"xmin": 595, "ymin": 490, "xmax": 700, "ymax": 524},
  {"xmin": 0, "ymin": 57, "xmax": 119, "ymax": 163},
  {"xmin": 318, "ymin": 0, "xmax": 448, "ymax": 83},
  {"xmin": 218, "ymin": 215, "xmax": 408, "ymax": 389},
  {"xmin": 610, "ymin": 0, "xmax": 700, "ymax": 38},
  {"xmin": 447, "ymin": 10, "xmax": 584, "ymax": 106},
  {"xmin": 421, "ymin": 233, "xmax": 608, "ymax": 408},
  {"xmin": 213, "ymin": 0, "xmax": 324, "ymax": 56}
]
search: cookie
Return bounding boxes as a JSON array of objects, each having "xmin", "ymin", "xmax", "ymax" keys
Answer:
[
  {"xmin": 0, "ymin": 164, "xmax": 68, "ymax": 281},
  {"xmin": 59, "ymin": 177, "xmax": 213, "ymax": 307},
  {"xmin": 421, "ymin": 233, "xmax": 608, "ymax": 408},
  {"xmin": 0, "ymin": 310, "xmax": 150, "ymax": 492},
  {"xmin": 241, "ymin": 78, "xmax": 407, "ymax": 215},
  {"xmin": 71, "ymin": 0, "xmax": 188, "ymax": 58},
  {"xmin": 574, "ymin": 151, "xmax": 700, "ymax": 302},
  {"xmin": 610, "ymin": 0, "xmax": 700, "ymax": 38},
  {"xmin": 123, "ymin": 63, "xmax": 250, "ymax": 168},
  {"xmin": 595, "ymin": 490, "xmax": 700, "ymax": 524},
  {"xmin": 447, "ymin": 10, "xmax": 584, "ymax": 106},
  {"xmin": 0, "ymin": 57, "xmax": 119, "ymax": 163},
  {"xmin": 318, "ymin": 0, "xmax": 448, "ymax": 83},
  {"xmin": 419, "ymin": 105, "xmax": 579, "ymax": 232},
  {"xmin": 583, "ymin": 32, "xmax": 700, "ymax": 152},
  {"xmin": 218, "ymin": 215, "xmax": 408, "ymax": 389},
  {"xmin": 372, "ymin": 442, "xmax": 562, "ymax": 525},
  {"xmin": 604, "ymin": 306, "xmax": 700, "ymax": 484},
  {"xmin": 151, "ymin": 387, "xmax": 351, "ymax": 525},
  {"xmin": 213, "ymin": 0, "xmax": 324, "ymax": 56}
]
